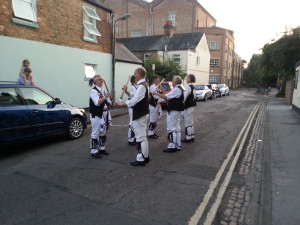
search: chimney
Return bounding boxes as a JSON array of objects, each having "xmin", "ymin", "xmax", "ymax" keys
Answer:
[{"xmin": 163, "ymin": 20, "xmax": 176, "ymax": 37}]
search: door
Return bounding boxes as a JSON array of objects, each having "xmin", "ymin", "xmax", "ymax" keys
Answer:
[
  {"xmin": 18, "ymin": 87, "xmax": 67, "ymax": 137},
  {"xmin": 0, "ymin": 87, "xmax": 32, "ymax": 145}
]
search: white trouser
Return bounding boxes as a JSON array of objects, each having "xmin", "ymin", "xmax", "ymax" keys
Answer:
[
  {"xmin": 90, "ymin": 111, "xmax": 111, "ymax": 153},
  {"xmin": 166, "ymin": 111, "xmax": 181, "ymax": 149},
  {"xmin": 128, "ymin": 107, "xmax": 135, "ymax": 142},
  {"xmin": 148, "ymin": 104, "xmax": 158, "ymax": 135},
  {"xmin": 182, "ymin": 107, "xmax": 195, "ymax": 140},
  {"xmin": 132, "ymin": 114, "xmax": 149, "ymax": 161}
]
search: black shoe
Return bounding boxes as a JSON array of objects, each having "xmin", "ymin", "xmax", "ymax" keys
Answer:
[
  {"xmin": 128, "ymin": 141, "xmax": 136, "ymax": 146},
  {"xmin": 130, "ymin": 160, "xmax": 145, "ymax": 166},
  {"xmin": 91, "ymin": 153, "xmax": 102, "ymax": 158},
  {"xmin": 148, "ymin": 134, "xmax": 158, "ymax": 139},
  {"xmin": 154, "ymin": 133, "xmax": 159, "ymax": 138},
  {"xmin": 182, "ymin": 139, "xmax": 191, "ymax": 143},
  {"xmin": 176, "ymin": 148, "xmax": 181, "ymax": 151},
  {"xmin": 99, "ymin": 150, "xmax": 109, "ymax": 155},
  {"xmin": 144, "ymin": 157, "xmax": 150, "ymax": 163},
  {"xmin": 191, "ymin": 138, "xmax": 195, "ymax": 142},
  {"xmin": 163, "ymin": 148, "xmax": 177, "ymax": 153}
]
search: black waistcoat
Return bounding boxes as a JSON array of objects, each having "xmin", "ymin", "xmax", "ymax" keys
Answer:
[
  {"xmin": 184, "ymin": 84, "xmax": 197, "ymax": 109},
  {"xmin": 132, "ymin": 82, "xmax": 149, "ymax": 120},
  {"xmin": 89, "ymin": 87, "xmax": 106, "ymax": 118},
  {"xmin": 168, "ymin": 85, "xmax": 184, "ymax": 112}
]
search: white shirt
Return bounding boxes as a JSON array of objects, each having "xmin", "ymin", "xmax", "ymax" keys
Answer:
[
  {"xmin": 184, "ymin": 83, "xmax": 192, "ymax": 102},
  {"xmin": 129, "ymin": 84, "xmax": 138, "ymax": 99},
  {"xmin": 165, "ymin": 84, "xmax": 183, "ymax": 99},
  {"xmin": 126, "ymin": 79, "xmax": 147, "ymax": 108},
  {"xmin": 150, "ymin": 83, "xmax": 162, "ymax": 100},
  {"xmin": 90, "ymin": 86, "xmax": 111, "ymax": 106}
]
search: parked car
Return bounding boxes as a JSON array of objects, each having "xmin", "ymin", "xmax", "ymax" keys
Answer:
[
  {"xmin": 160, "ymin": 81, "xmax": 173, "ymax": 109},
  {"xmin": 207, "ymin": 84, "xmax": 222, "ymax": 98},
  {"xmin": 217, "ymin": 83, "xmax": 230, "ymax": 96},
  {"xmin": 0, "ymin": 82, "xmax": 87, "ymax": 147},
  {"xmin": 194, "ymin": 84, "xmax": 213, "ymax": 101}
]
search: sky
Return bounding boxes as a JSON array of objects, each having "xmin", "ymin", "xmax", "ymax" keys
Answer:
[
  {"xmin": 199, "ymin": 0, "xmax": 300, "ymax": 63},
  {"xmin": 145, "ymin": 0, "xmax": 300, "ymax": 64}
]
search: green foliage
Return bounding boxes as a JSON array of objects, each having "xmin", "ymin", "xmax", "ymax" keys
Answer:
[
  {"xmin": 143, "ymin": 56, "xmax": 186, "ymax": 82},
  {"xmin": 245, "ymin": 26, "xmax": 300, "ymax": 95}
]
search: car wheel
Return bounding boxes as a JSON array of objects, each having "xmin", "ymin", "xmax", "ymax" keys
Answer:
[{"xmin": 67, "ymin": 117, "xmax": 84, "ymax": 139}]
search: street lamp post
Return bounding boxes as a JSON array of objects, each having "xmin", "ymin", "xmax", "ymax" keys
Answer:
[{"xmin": 112, "ymin": 13, "xmax": 131, "ymax": 102}]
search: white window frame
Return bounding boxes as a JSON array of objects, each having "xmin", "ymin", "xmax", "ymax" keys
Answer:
[
  {"xmin": 210, "ymin": 59, "xmax": 219, "ymax": 67},
  {"xmin": 144, "ymin": 53, "xmax": 151, "ymax": 62},
  {"xmin": 12, "ymin": 0, "xmax": 37, "ymax": 22},
  {"xmin": 208, "ymin": 42, "xmax": 220, "ymax": 51},
  {"xmin": 84, "ymin": 64, "xmax": 97, "ymax": 80},
  {"xmin": 83, "ymin": 5, "xmax": 101, "ymax": 43},
  {"xmin": 173, "ymin": 54, "xmax": 181, "ymax": 64},
  {"xmin": 196, "ymin": 56, "xmax": 200, "ymax": 65},
  {"xmin": 209, "ymin": 75, "xmax": 219, "ymax": 84},
  {"xmin": 131, "ymin": 30, "xmax": 142, "ymax": 37},
  {"xmin": 168, "ymin": 12, "xmax": 176, "ymax": 26}
]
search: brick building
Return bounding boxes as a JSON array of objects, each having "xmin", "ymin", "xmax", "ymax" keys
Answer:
[
  {"xmin": 100, "ymin": 0, "xmax": 244, "ymax": 88},
  {"xmin": 0, "ymin": 0, "xmax": 141, "ymax": 107}
]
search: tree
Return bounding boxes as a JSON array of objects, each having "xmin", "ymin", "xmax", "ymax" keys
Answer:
[
  {"xmin": 246, "ymin": 26, "xmax": 300, "ymax": 96},
  {"xmin": 244, "ymin": 54, "xmax": 263, "ymax": 87},
  {"xmin": 143, "ymin": 56, "xmax": 186, "ymax": 82}
]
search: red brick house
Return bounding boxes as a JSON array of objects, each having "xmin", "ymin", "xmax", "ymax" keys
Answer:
[{"xmin": 0, "ymin": 0, "xmax": 141, "ymax": 107}]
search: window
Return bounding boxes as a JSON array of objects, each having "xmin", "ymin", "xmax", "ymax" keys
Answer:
[
  {"xmin": 144, "ymin": 53, "xmax": 151, "ymax": 62},
  {"xmin": 12, "ymin": 0, "xmax": 36, "ymax": 22},
  {"xmin": 131, "ymin": 30, "xmax": 142, "ymax": 37},
  {"xmin": 0, "ymin": 88, "xmax": 22, "ymax": 106},
  {"xmin": 12, "ymin": 0, "xmax": 38, "ymax": 28},
  {"xmin": 20, "ymin": 88, "xmax": 53, "ymax": 105},
  {"xmin": 196, "ymin": 56, "xmax": 200, "ymax": 65},
  {"xmin": 83, "ymin": 5, "xmax": 101, "ymax": 42},
  {"xmin": 208, "ymin": 42, "xmax": 220, "ymax": 51},
  {"xmin": 210, "ymin": 59, "xmax": 219, "ymax": 67},
  {"xmin": 209, "ymin": 75, "xmax": 219, "ymax": 84},
  {"xmin": 168, "ymin": 12, "xmax": 176, "ymax": 26},
  {"xmin": 173, "ymin": 54, "xmax": 181, "ymax": 64},
  {"xmin": 295, "ymin": 70, "xmax": 299, "ymax": 89},
  {"xmin": 85, "ymin": 64, "xmax": 97, "ymax": 80}
]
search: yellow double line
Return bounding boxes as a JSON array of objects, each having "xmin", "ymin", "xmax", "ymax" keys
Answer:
[{"xmin": 188, "ymin": 102, "xmax": 262, "ymax": 225}]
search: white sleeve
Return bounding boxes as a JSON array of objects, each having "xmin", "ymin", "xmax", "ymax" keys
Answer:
[
  {"xmin": 90, "ymin": 89, "xmax": 100, "ymax": 106},
  {"xmin": 125, "ymin": 84, "xmax": 146, "ymax": 108},
  {"xmin": 184, "ymin": 85, "xmax": 191, "ymax": 102}
]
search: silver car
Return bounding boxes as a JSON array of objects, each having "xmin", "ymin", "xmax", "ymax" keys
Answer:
[
  {"xmin": 194, "ymin": 85, "xmax": 213, "ymax": 101},
  {"xmin": 217, "ymin": 83, "xmax": 230, "ymax": 96}
]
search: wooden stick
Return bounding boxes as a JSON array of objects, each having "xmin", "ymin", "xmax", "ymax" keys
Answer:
[
  {"xmin": 103, "ymin": 80, "xmax": 110, "ymax": 95},
  {"xmin": 120, "ymin": 75, "xmax": 131, "ymax": 99},
  {"xmin": 159, "ymin": 78, "xmax": 165, "ymax": 86}
]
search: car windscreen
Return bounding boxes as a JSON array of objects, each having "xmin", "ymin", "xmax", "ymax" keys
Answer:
[
  {"xmin": 217, "ymin": 84, "xmax": 224, "ymax": 88},
  {"xmin": 195, "ymin": 85, "xmax": 205, "ymax": 90}
]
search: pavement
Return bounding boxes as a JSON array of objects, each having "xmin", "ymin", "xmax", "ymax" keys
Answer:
[{"xmin": 261, "ymin": 89, "xmax": 300, "ymax": 225}]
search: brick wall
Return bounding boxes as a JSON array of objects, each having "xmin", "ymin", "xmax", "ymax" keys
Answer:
[
  {"xmin": 285, "ymin": 80, "xmax": 294, "ymax": 105},
  {"xmin": 0, "ymin": 0, "xmax": 112, "ymax": 53}
]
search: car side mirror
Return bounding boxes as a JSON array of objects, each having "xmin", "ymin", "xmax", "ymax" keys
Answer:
[{"xmin": 54, "ymin": 98, "xmax": 61, "ymax": 104}]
